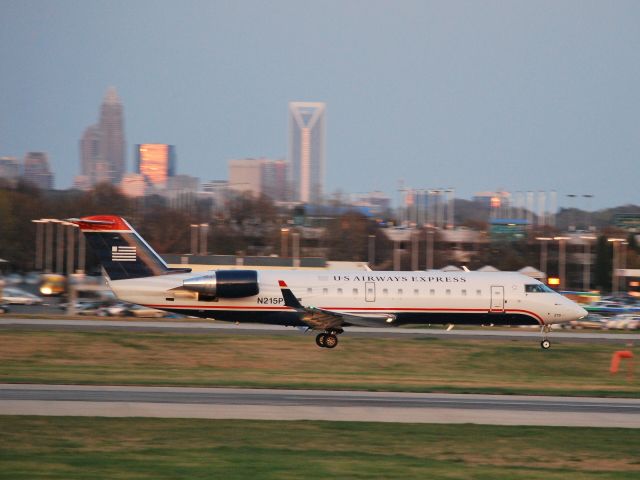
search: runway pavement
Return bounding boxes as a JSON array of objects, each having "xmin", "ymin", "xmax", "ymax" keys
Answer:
[
  {"xmin": 1, "ymin": 317, "xmax": 640, "ymax": 344},
  {"xmin": 1, "ymin": 384, "xmax": 639, "ymax": 427}
]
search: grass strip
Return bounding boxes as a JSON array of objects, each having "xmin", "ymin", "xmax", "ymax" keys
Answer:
[
  {"xmin": 1, "ymin": 416, "xmax": 639, "ymax": 479},
  {"xmin": 0, "ymin": 329, "xmax": 639, "ymax": 397}
]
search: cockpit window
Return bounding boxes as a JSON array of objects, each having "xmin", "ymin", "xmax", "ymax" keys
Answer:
[{"xmin": 525, "ymin": 284, "xmax": 554, "ymax": 293}]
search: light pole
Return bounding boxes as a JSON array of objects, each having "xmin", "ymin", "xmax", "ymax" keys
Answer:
[
  {"xmin": 43, "ymin": 219, "xmax": 55, "ymax": 273},
  {"xmin": 554, "ymin": 236, "xmax": 570, "ymax": 290},
  {"xmin": 368, "ymin": 234, "xmax": 375, "ymax": 267},
  {"xmin": 77, "ymin": 228, "xmax": 86, "ymax": 274},
  {"xmin": 31, "ymin": 219, "xmax": 47, "ymax": 271},
  {"xmin": 292, "ymin": 231, "xmax": 300, "ymax": 268},
  {"xmin": 536, "ymin": 237, "xmax": 553, "ymax": 278},
  {"xmin": 53, "ymin": 219, "xmax": 65, "ymax": 274},
  {"xmin": 608, "ymin": 238, "xmax": 625, "ymax": 295},
  {"xmin": 199, "ymin": 223, "xmax": 208, "ymax": 256},
  {"xmin": 63, "ymin": 222, "xmax": 77, "ymax": 275},
  {"xmin": 393, "ymin": 240, "xmax": 401, "ymax": 271},
  {"xmin": 580, "ymin": 235, "xmax": 596, "ymax": 291},
  {"xmin": 445, "ymin": 188, "xmax": 454, "ymax": 229},
  {"xmin": 280, "ymin": 228, "xmax": 289, "ymax": 257},
  {"xmin": 425, "ymin": 228, "xmax": 435, "ymax": 270},
  {"xmin": 411, "ymin": 229, "xmax": 419, "ymax": 270},
  {"xmin": 190, "ymin": 224, "xmax": 199, "ymax": 255}
]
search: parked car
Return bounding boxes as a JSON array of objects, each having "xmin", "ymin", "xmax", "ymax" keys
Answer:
[
  {"xmin": 606, "ymin": 314, "xmax": 640, "ymax": 330},
  {"xmin": 571, "ymin": 313, "xmax": 607, "ymax": 330},
  {"xmin": 1, "ymin": 287, "xmax": 42, "ymax": 305},
  {"xmin": 0, "ymin": 303, "xmax": 10, "ymax": 314},
  {"xmin": 98, "ymin": 302, "xmax": 130, "ymax": 317},
  {"xmin": 3, "ymin": 273, "xmax": 23, "ymax": 285},
  {"xmin": 123, "ymin": 305, "xmax": 166, "ymax": 318}
]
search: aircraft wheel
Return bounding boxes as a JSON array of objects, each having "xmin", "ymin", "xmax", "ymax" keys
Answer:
[
  {"xmin": 315, "ymin": 333, "xmax": 327, "ymax": 348},
  {"xmin": 324, "ymin": 334, "xmax": 338, "ymax": 349},
  {"xmin": 541, "ymin": 339, "xmax": 551, "ymax": 350}
]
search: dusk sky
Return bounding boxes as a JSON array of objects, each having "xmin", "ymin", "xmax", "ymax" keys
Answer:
[{"xmin": 1, "ymin": 0, "xmax": 639, "ymax": 208}]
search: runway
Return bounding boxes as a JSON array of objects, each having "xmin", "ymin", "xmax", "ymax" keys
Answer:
[
  {"xmin": 1, "ymin": 384, "xmax": 639, "ymax": 428},
  {"xmin": 1, "ymin": 317, "xmax": 640, "ymax": 344}
]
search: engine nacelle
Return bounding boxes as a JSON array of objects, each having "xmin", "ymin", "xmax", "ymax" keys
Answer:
[{"xmin": 182, "ymin": 270, "xmax": 259, "ymax": 298}]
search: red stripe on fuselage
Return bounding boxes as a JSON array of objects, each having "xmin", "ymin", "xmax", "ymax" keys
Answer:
[{"xmin": 142, "ymin": 304, "xmax": 544, "ymax": 324}]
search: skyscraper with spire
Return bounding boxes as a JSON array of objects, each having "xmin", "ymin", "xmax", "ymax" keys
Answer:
[
  {"xmin": 78, "ymin": 87, "xmax": 126, "ymax": 186},
  {"xmin": 288, "ymin": 102, "xmax": 326, "ymax": 204}
]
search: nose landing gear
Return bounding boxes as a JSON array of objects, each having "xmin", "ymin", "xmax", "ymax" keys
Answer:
[{"xmin": 540, "ymin": 325, "xmax": 552, "ymax": 349}]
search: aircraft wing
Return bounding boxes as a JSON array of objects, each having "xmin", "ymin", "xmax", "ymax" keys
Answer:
[{"xmin": 278, "ymin": 280, "xmax": 396, "ymax": 330}]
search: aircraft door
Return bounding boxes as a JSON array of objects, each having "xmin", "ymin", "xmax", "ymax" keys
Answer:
[
  {"xmin": 490, "ymin": 285, "xmax": 505, "ymax": 312},
  {"xmin": 365, "ymin": 282, "xmax": 376, "ymax": 302}
]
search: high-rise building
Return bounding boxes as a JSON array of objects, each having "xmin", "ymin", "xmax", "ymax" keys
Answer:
[
  {"xmin": 261, "ymin": 159, "xmax": 289, "ymax": 202},
  {"xmin": 22, "ymin": 152, "xmax": 54, "ymax": 190},
  {"xmin": 134, "ymin": 144, "xmax": 176, "ymax": 188},
  {"xmin": 288, "ymin": 102, "xmax": 326, "ymax": 204},
  {"xmin": 228, "ymin": 158, "xmax": 263, "ymax": 196},
  {"xmin": 79, "ymin": 124, "xmax": 103, "ymax": 183},
  {"xmin": 0, "ymin": 157, "xmax": 21, "ymax": 184},
  {"xmin": 119, "ymin": 173, "xmax": 148, "ymax": 198},
  {"xmin": 99, "ymin": 87, "xmax": 126, "ymax": 183},
  {"xmin": 227, "ymin": 158, "xmax": 289, "ymax": 201},
  {"xmin": 79, "ymin": 87, "xmax": 126, "ymax": 186}
]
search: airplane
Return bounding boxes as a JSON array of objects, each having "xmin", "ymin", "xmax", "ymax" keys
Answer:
[{"xmin": 71, "ymin": 215, "xmax": 587, "ymax": 349}]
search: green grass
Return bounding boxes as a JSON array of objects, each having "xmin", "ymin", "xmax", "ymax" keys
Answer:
[
  {"xmin": 1, "ymin": 329, "xmax": 639, "ymax": 397},
  {"xmin": 1, "ymin": 417, "xmax": 639, "ymax": 479}
]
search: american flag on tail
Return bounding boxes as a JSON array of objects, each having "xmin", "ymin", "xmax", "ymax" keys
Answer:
[{"xmin": 111, "ymin": 245, "xmax": 136, "ymax": 262}]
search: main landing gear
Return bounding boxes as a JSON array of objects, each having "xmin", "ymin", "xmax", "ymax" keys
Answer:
[
  {"xmin": 315, "ymin": 329, "xmax": 343, "ymax": 349},
  {"xmin": 540, "ymin": 325, "xmax": 552, "ymax": 350}
]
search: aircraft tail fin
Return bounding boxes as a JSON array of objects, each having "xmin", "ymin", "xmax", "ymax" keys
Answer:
[{"xmin": 71, "ymin": 215, "xmax": 191, "ymax": 281}]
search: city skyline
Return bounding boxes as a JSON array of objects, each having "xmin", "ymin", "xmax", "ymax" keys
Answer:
[{"xmin": 1, "ymin": 1, "xmax": 639, "ymax": 208}]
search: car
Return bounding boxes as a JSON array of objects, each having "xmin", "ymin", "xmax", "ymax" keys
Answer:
[
  {"xmin": 1, "ymin": 287, "xmax": 43, "ymax": 305},
  {"xmin": 123, "ymin": 305, "xmax": 166, "ymax": 318},
  {"xmin": 571, "ymin": 314, "xmax": 607, "ymax": 330},
  {"xmin": 95, "ymin": 302, "xmax": 130, "ymax": 317},
  {"xmin": 23, "ymin": 272, "xmax": 42, "ymax": 285},
  {"xmin": 607, "ymin": 314, "xmax": 640, "ymax": 330},
  {"xmin": 75, "ymin": 301, "xmax": 112, "ymax": 316},
  {"xmin": 3, "ymin": 273, "xmax": 23, "ymax": 285},
  {"xmin": 0, "ymin": 303, "xmax": 10, "ymax": 314}
]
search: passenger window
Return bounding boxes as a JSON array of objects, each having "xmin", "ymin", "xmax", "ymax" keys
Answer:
[
  {"xmin": 337, "ymin": 288, "xmax": 343, "ymax": 295},
  {"xmin": 446, "ymin": 289, "xmax": 451, "ymax": 296},
  {"xmin": 397, "ymin": 288, "xmax": 403, "ymax": 296},
  {"xmin": 383, "ymin": 288, "xmax": 389, "ymax": 295},
  {"xmin": 353, "ymin": 288, "xmax": 359, "ymax": 295},
  {"xmin": 430, "ymin": 289, "xmax": 435, "ymax": 295},
  {"xmin": 322, "ymin": 288, "xmax": 328, "ymax": 295},
  {"xmin": 476, "ymin": 289, "xmax": 482, "ymax": 296},
  {"xmin": 307, "ymin": 288, "xmax": 312, "ymax": 294},
  {"xmin": 414, "ymin": 289, "xmax": 419, "ymax": 296},
  {"xmin": 461, "ymin": 289, "xmax": 467, "ymax": 296}
]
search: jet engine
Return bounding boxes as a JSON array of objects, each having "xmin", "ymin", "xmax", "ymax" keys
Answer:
[{"xmin": 182, "ymin": 270, "xmax": 259, "ymax": 298}]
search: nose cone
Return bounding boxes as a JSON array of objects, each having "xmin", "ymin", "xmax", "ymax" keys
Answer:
[
  {"xmin": 564, "ymin": 300, "xmax": 588, "ymax": 321},
  {"xmin": 572, "ymin": 303, "xmax": 588, "ymax": 321}
]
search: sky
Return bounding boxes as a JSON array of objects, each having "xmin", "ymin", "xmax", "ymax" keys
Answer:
[{"xmin": 1, "ymin": 0, "xmax": 639, "ymax": 209}]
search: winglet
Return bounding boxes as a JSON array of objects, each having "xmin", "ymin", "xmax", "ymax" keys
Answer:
[{"xmin": 278, "ymin": 280, "xmax": 303, "ymax": 310}]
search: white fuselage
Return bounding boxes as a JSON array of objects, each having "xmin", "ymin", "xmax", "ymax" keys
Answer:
[{"xmin": 106, "ymin": 270, "xmax": 587, "ymax": 327}]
